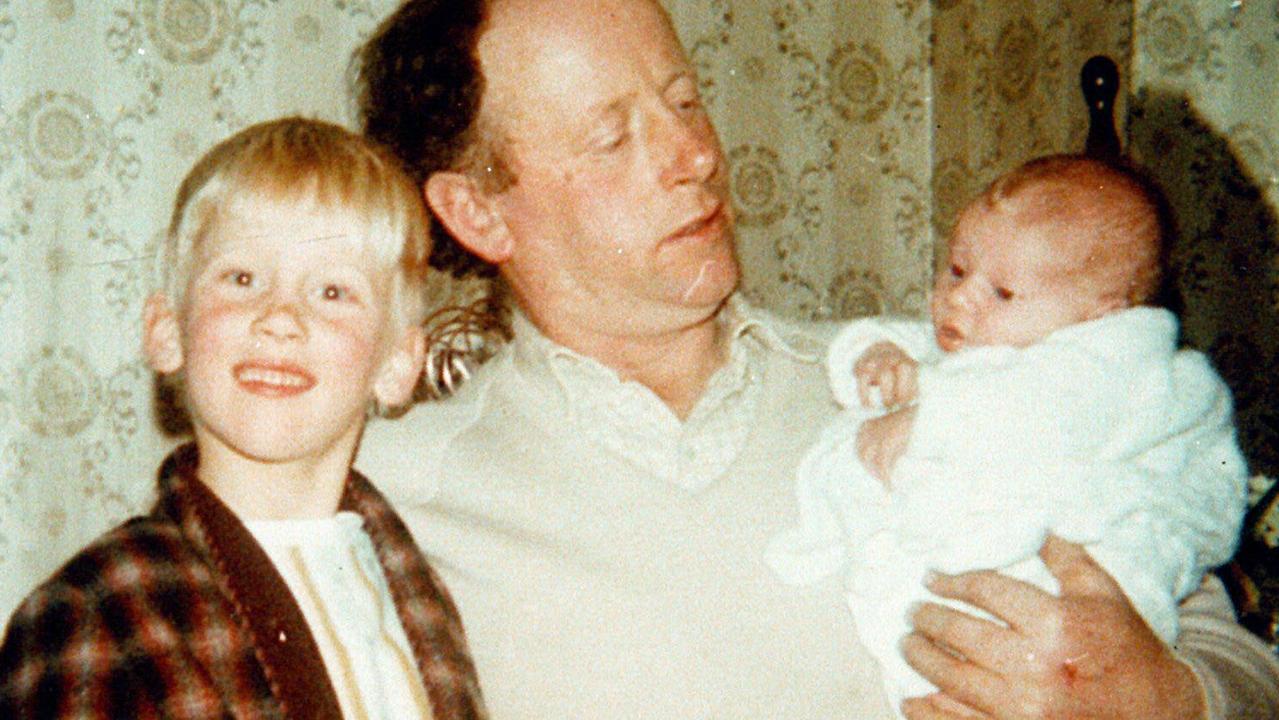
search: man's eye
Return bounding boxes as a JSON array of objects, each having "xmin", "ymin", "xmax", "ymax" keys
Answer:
[
  {"xmin": 225, "ymin": 270, "xmax": 253, "ymax": 287},
  {"xmin": 595, "ymin": 131, "xmax": 628, "ymax": 152},
  {"xmin": 674, "ymin": 94, "xmax": 702, "ymax": 113},
  {"xmin": 950, "ymin": 264, "xmax": 965, "ymax": 279},
  {"xmin": 320, "ymin": 284, "xmax": 347, "ymax": 301},
  {"xmin": 995, "ymin": 287, "xmax": 1015, "ymax": 301}
]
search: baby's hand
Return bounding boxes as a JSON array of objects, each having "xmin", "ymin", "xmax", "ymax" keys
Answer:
[
  {"xmin": 856, "ymin": 405, "xmax": 917, "ymax": 489},
  {"xmin": 853, "ymin": 341, "xmax": 918, "ymax": 408}
]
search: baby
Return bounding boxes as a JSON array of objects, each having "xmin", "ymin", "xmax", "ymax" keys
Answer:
[
  {"xmin": 766, "ymin": 154, "xmax": 1247, "ymax": 711},
  {"xmin": 0, "ymin": 118, "xmax": 486, "ymax": 718}
]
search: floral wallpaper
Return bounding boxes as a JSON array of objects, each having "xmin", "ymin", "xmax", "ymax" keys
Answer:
[
  {"xmin": 0, "ymin": 0, "xmax": 1276, "ymax": 647},
  {"xmin": 0, "ymin": 0, "xmax": 399, "ymax": 621},
  {"xmin": 1127, "ymin": 0, "xmax": 1279, "ymax": 645}
]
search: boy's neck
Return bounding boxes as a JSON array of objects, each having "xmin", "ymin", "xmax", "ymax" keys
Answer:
[{"xmin": 191, "ymin": 426, "xmax": 361, "ymax": 521}]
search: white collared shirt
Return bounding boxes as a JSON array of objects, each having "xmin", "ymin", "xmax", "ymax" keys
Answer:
[{"xmin": 246, "ymin": 512, "xmax": 433, "ymax": 720}]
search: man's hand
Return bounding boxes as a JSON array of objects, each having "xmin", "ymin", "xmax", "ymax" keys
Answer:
[
  {"xmin": 899, "ymin": 536, "xmax": 1206, "ymax": 720},
  {"xmin": 854, "ymin": 341, "xmax": 919, "ymax": 408},
  {"xmin": 857, "ymin": 405, "xmax": 917, "ymax": 488}
]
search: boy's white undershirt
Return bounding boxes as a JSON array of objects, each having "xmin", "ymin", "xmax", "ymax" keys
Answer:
[{"xmin": 246, "ymin": 512, "xmax": 433, "ymax": 720}]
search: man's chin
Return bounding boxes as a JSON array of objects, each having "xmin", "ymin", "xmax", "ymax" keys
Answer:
[{"xmin": 673, "ymin": 257, "xmax": 739, "ymax": 308}]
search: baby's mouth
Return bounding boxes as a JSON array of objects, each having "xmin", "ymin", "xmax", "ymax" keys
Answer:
[{"xmin": 935, "ymin": 324, "xmax": 964, "ymax": 352}]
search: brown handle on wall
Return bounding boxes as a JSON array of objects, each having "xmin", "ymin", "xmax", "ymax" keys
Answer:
[{"xmin": 1081, "ymin": 55, "xmax": 1122, "ymax": 160}]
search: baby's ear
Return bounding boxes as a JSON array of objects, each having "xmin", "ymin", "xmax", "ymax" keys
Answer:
[
  {"xmin": 143, "ymin": 292, "xmax": 184, "ymax": 374},
  {"xmin": 372, "ymin": 324, "xmax": 426, "ymax": 411}
]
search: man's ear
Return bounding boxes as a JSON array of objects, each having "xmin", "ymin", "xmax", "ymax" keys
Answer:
[
  {"xmin": 424, "ymin": 171, "xmax": 514, "ymax": 264},
  {"xmin": 372, "ymin": 324, "xmax": 427, "ymax": 410},
  {"xmin": 143, "ymin": 292, "xmax": 184, "ymax": 374}
]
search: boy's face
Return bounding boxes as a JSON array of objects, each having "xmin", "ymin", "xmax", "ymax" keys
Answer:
[
  {"xmin": 930, "ymin": 204, "xmax": 1118, "ymax": 352},
  {"xmin": 146, "ymin": 197, "xmax": 420, "ymax": 467}
]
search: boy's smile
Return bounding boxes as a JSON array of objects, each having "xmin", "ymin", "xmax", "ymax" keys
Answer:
[{"xmin": 233, "ymin": 360, "xmax": 317, "ymax": 396}]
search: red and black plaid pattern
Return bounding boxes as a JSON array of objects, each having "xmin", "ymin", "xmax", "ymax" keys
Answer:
[{"xmin": 0, "ymin": 444, "xmax": 486, "ymax": 719}]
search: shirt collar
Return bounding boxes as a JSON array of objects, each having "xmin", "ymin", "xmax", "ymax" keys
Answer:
[{"xmin": 509, "ymin": 294, "xmax": 820, "ymax": 373}]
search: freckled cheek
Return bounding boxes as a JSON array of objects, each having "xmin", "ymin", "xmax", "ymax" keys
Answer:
[
  {"xmin": 181, "ymin": 305, "xmax": 245, "ymax": 366},
  {"xmin": 317, "ymin": 319, "xmax": 385, "ymax": 374}
]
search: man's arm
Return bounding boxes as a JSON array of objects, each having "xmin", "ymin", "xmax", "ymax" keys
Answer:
[{"xmin": 899, "ymin": 537, "xmax": 1279, "ymax": 719}]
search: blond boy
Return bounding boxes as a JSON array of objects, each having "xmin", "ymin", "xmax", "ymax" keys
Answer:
[
  {"xmin": 767, "ymin": 154, "xmax": 1247, "ymax": 712},
  {"xmin": 0, "ymin": 118, "xmax": 486, "ymax": 719}
]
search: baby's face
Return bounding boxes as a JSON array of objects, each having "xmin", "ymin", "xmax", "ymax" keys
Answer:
[{"xmin": 930, "ymin": 205, "xmax": 1115, "ymax": 352}]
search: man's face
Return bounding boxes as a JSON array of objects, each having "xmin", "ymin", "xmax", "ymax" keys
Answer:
[{"xmin": 478, "ymin": 0, "xmax": 738, "ymax": 339}]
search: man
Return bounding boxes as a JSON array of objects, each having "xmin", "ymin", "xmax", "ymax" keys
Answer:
[{"xmin": 354, "ymin": 0, "xmax": 1279, "ymax": 717}]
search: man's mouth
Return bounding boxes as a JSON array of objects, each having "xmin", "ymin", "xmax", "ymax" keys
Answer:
[{"xmin": 666, "ymin": 202, "xmax": 725, "ymax": 244}]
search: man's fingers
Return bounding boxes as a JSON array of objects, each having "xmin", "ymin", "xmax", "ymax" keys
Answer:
[
  {"xmin": 901, "ymin": 693, "xmax": 989, "ymax": 720},
  {"xmin": 926, "ymin": 569, "xmax": 1056, "ymax": 634},
  {"xmin": 909, "ymin": 601, "xmax": 1029, "ymax": 674},
  {"xmin": 901, "ymin": 632, "xmax": 1003, "ymax": 714},
  {"xmin": 1039, "ymin": 534, "xmax": 1121, "ymax": 598}
]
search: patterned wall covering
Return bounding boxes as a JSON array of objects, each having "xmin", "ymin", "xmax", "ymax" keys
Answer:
[
  {"xmin": 670, "ymin": 0, "xmax": 935, "ymax": 321},
  {"xmin": 0, "ymin": 0, "xmax": 1275, "ymax": 646},
  {"xmin": 1126, "ymin": 0, "xmax": 1279, "ymax": 644}
]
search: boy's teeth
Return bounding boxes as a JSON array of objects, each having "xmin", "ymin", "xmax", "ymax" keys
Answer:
[{"xmin": 237, "ymin": 367, "xmax": 309, "ymax": 386}]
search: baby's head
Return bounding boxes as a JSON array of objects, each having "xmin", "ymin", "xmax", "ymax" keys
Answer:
[
  {"xmin": 931, "ymin": 154, "xmax": 1165, "ymax": 352},
  {"xmin": 144, "ymin": 117, "xmax": 430, "ymax": 463}
]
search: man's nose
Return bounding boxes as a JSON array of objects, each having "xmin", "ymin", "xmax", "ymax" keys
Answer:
[{"xmin": 654, "ymin": 107, "xmax": 719, "ymax": 188}]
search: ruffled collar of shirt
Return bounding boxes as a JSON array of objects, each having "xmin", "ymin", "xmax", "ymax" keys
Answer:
[{"xmin": 504, "ymin": 296, "xmax": 822, "ymax": 490}]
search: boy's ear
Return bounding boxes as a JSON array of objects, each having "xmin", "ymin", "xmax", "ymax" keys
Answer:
[
  {"xmin": 424, "ymin": 171, "xmax": 513, "ymax": 264},
  {"xmin": 372, "ymin": 324, "xmax": 427, "ymax": 410},
  {"xmin": 143, "ymin": 292, "xmax": 184, "ymax": 374}
]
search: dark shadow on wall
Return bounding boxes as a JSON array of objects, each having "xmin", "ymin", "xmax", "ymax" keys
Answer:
[{"xmin": 1127, "ymin": 88, "xmax": 1279, "ymax": 646}]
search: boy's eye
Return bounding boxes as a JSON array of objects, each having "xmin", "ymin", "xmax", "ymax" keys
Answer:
[
  {"xmin": 320, "ymin": 284, "xmax": 347, "ymax": 301},
  {"xmin": 224, "ymin": 270, "xmax": 254, "ymax": 287},
  {"xmin": 995, "ymin": 286, "xmax": 1015, "ymax": 301}
]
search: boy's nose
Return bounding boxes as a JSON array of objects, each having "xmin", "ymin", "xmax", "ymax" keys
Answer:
[{"xmin": 251, "ymin": 301, "xmax": 306, "ymax": 342}]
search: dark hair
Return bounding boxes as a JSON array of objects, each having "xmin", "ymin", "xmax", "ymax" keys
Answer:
[{"xmin": 355, "ymin": 0, "xmax": 504, "ymax": 279}]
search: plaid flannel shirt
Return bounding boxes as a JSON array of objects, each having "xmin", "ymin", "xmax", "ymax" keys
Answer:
[{"xmin": 0, "ymin": 443, "xmax": 487, "ymax": 719}]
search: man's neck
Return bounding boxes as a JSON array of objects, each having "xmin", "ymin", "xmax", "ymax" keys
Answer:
[{"xmin": 528, "ymin": 303, "xmax": 732, "ymax": 420}]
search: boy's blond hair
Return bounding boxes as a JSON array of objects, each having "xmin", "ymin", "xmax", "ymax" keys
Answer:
[
  {"xmin": 161, "ymin": 116, "xmax": 431, "ymax": 329},
  {"xmin": 975, "ymin": 154, "xmax": 1167, "ymax": 307}
]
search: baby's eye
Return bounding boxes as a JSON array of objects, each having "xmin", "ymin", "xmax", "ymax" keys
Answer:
[{"xmin": 995, "ymin": 286, "xmax": 1015, "ymax": 301}]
